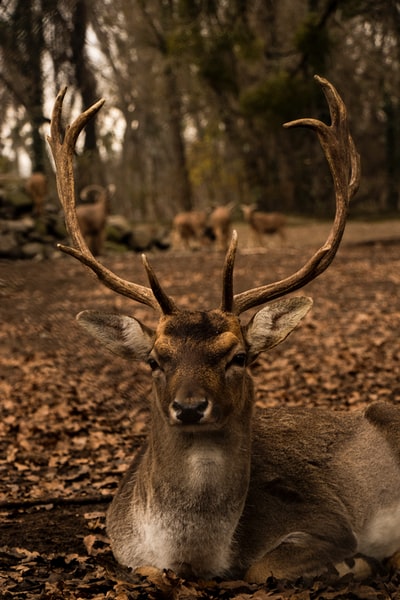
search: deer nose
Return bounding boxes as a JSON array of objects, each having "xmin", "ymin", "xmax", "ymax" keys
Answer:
[{"xmin": 171, "ymin": 397, "xmax": 209, "ymax": 425}]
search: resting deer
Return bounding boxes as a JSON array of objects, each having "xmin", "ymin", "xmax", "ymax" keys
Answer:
[
  {"xmin": 47, "ymin": 77, "xmax": 400, "ymax": 583},
  {"xmin": 241, "ymin": 205, "xmax": 286, "ymax": 246}
]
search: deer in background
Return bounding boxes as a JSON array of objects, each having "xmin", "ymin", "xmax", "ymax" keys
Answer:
[
  {"xmin": 48, "ymin": 77, "xmax": 400, "ymax": 583},
  {"xmin": 209, "ymin": 202, "xmax": 235, "ymax": 250},
  {"xmin": 26, "ymin": 171, "xmax": 48, "ymax": 216},
  {"xmin": 172, "ymin": 203, "xmax": 234, "ymax": 251},
  {"xmin": 241, "ymin": 204, "xmax": 286, "ymax": 246},
  {"xmin": 171, "ymin": 209, "xmax": 210, "ymax": 250},
  {"xmin": 76, "ymin": 184, "xmax": 110, "ymax": 256}
]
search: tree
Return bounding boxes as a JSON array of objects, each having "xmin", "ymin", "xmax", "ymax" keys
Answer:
[
  {"xmin": 0, "ymin": 0, "xmax": 48, "ymax": 172},
  {"xmin": 70, "ymin": 0, "xmax": 103, "ymax": 188},
  {"xmin": 0, "ymin": 0, "xmax": 103, "ymax": 188},
  {"xmin": 1, "ymin": 0, "xmax": 400, "ymax": 218}
]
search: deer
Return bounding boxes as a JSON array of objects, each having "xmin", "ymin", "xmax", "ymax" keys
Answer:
[
  {"xmin": 241, "ymin": 204, "xmax": 286, "ymax": 246},
  {"xmin": 25, "ymin": 171, "xmax": 48, "ymax": 216},
  {"xmin": 76, "ymin": 184, "xmax": 109, "ymax": 255},
  {"xmin": 172, "ymin": 210, "xmax": 210, "ymax": 250},
  {"xmin": 47, "ymin": 76, "xmax": 400, "ymax": 584},
  {"xmin": 209, "ymin": 202, "xmax": 235, "ymax": 250}
]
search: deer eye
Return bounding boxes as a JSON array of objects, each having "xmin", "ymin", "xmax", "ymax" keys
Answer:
[
  {"xmin": 148, "ymin": 358, "xmax": 160, "ymax": 372},
  {"xmin": 228, "ymin": 353, "xmax": 246, "ymax": 368}
]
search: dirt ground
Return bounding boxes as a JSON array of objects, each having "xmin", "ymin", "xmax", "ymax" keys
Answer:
[{"xmin": 1, "ymin": 220, "xmax": 400, "ymax": 599}]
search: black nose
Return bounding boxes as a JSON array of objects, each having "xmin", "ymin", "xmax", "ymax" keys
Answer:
[{"xmin": 171, "ymin": 398, "xmax": 209, "ymax": 424}]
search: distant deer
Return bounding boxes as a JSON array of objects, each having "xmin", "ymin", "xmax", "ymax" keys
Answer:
[
  {"xmin": 76, "ymin": 184, "xmax": 109, "ymax": 256},
  {"xmin": 241, "ymin": 204, "xmax": 286, "ymax": 246},
  {"xmin": 48, "ymin": 77, "xmax": 400, "ymax": 584},
  {"xmin": 209, "ymin": 202, "xmax": 235, "ymax": 250},
  {"xmin": 172, "ymin": 210, "xmax": 209, "ymax": 250},
  {"xmin": 26, "ymin": 171, "xmax": 47, "ymax": 216}
]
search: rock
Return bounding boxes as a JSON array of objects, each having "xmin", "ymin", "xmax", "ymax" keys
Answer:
[
  {"xmin": 129, "ymin": 225, "xmax": 154, "ymax": 251},
  {"xmin": 129, "ymin": 224, "xmax": 171, "ymax": 251},
  {"xmin": 0, "ymin": 188, "xmax": 32, "ymax": 218},
  {"xmin": 0, "ymin": 216, "xmax": 35, "ymax": 234},
  {"xmin": 0, "ymin": 231, "xmax": 21, "ymax": 258},
  {"xmin": 106, "ymin": 214, "xmax": 133, "ymax": 244},
  {"xmin": 21, "ymin": 242, "xmax": 46, "ymax": 259}
]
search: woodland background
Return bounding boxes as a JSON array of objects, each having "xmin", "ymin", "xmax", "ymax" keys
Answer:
[
  {"xmin": 2, "ymin": 2, "xmax": 400, "ymax": 599},
  {"xmin": 1, "ymin": 0, "xmax": 400, "ymax": 223}
]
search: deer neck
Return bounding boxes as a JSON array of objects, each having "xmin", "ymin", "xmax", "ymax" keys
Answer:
[
  {"xmin": 142, "ymin": 398, "xmax": 254, "ymax": 510},
  {"xmin": 125, "ymin": 407, "xmax": 252, "ymax": 579}
]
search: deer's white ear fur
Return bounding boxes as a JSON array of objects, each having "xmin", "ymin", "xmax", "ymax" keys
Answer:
[
  {"xmin": 245, "ymin": 296, "xmax": 313, "ymax": 361},
  {"xmin": 76, "ymin": 310, "xmax": 154, "ymax": 360}
]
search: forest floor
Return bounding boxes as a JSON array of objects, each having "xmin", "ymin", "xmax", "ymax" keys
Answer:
[{"xmin": 1, "ymin": 219, "xmax": 400, "ymax": 600}]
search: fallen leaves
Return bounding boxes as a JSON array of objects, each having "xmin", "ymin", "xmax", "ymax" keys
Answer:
[{"xmin": 1, "ymin": 236, "xmax": 400, "ymax": 598}]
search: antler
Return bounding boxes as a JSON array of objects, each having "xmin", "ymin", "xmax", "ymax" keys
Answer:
[
  {"xmin": 48, "ymin": 79, "xmax": 359, "ymax": 318},
  {"xmin": 47, "ymin": 87, "xmax": 176, "ymax": 314},
  {"xmin": 226, "ymin": 75, "xmax": 360, "ymax": 315}
]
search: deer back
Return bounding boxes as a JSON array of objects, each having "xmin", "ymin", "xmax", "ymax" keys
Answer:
[{"xmin": 240, "ymin": 405, "xmax": 400, "ymax": 580}]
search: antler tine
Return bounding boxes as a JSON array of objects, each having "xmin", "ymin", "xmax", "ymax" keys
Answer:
[
  {"xmin": 141, "ymin": 254, "xmax": 177, "ymax": 315},
  {"xmin": 232, "ymin": 75, "xmax": 360, "ymax": 315},
  {"xmin": 220, "ymin": 230, "xmax": 238, "ymax": 313},
  {"xmin": 47, "ymin": 88, "xmax": 162, "ymax": 312}
]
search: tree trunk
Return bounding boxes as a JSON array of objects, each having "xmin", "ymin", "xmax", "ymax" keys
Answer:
[
  {"xmin": 164, "ymin": 62, "xmax": 193, "ymax": 212},
  {"xmin": 71, "ymin": 0, "xmax": 103, "ymax": 188},
  {"xmin": 13, "ymin": 1, "xmax": 47, "ymax": 172},
  {"xmin": 383, "ymin": 92, "xmax": 400, "ymax": 212}
]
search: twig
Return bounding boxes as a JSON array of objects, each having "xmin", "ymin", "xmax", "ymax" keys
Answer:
[{"xmin": 0, "ymin": 494, "xmax": 113, "ymax": 511}]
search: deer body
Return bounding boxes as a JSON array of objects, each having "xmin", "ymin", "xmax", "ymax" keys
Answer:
[
  {"xmin": 244, "ymin": 405, "xmax": 400, "ymax": 580},
  {"xmin": 209, "ymin": 203, "xmax": 235, "ymax": 250},
  {"xmin": 47, "ymin": 77, "xmax": 400, "ymax": 583},
  {"xmin": 241, "ymin": 205, "xmax": 286, "ymax": 245},
  {"xmin": 172, "ymin": 210, "xmax": 209, "ymax": 250},
  {"xmin": 77, "ymin": 184, "xmax": 109, "ymax": 255},
  {"xmin": 26, "ymin": 171, "xmax": 47, "ymax": 216}
]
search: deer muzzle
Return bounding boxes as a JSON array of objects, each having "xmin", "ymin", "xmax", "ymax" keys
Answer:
[{"xmin": 170, "ymin": 384, "xmax": 212, "ymax": 426}]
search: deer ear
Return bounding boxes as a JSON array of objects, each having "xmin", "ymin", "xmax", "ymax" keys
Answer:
[
  {"xmin": 76, "ymin": 310, "xmax": 155, "ymax": 360},
  {"xmin": 244, "ymin": 297, "xmax": 313, "ymax": 361}
]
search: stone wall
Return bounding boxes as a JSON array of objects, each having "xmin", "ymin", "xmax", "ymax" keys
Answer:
[{"xmin": 0, "ymin": 182, "xmax": 170, "ymax": 260}]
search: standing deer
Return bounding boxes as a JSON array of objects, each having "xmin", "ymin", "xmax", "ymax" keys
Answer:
[
  {"xmin": 209, "ymin": 202, "xmax": 235, "ymax": 250},
  {"xmin": 241, "ymin": 205, "xmax": 286, "ymax": 246},
  {"xmin": 26, "ymin": 171, "xmax": 48, "ymax": 216},
  {"xmin": 76, "ymin": 184, "xmax": 109, "ymax": 256},
  {"xmin": 47, "ymin": 77, "xmax": 400, "ymax": 583},
  {"xmin": 172, "ymin": 210, "xmax": 210, "ymax": 250}
]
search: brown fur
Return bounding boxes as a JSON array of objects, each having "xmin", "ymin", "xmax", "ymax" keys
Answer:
[
  {"xmin": 26, "ymin": 172, "xmax": 47, "ymax": 216},
  {"xmin": 209, "ymin": 203, "xmax": 235, "ymax": 250},
  {"xmin": 241, "ymin": 204, "xmax": 286, "ymax": 245},
  {"xmin": 172, "ymin": 210, "xmax": 209, "ymax": 250},
  {"xmin": 76, "ymin": 301, "xmax": 400, "ymax": 583},
  {"xmin": 76, "ymin": 185, "xmax": 109, "ymax": 255}
]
